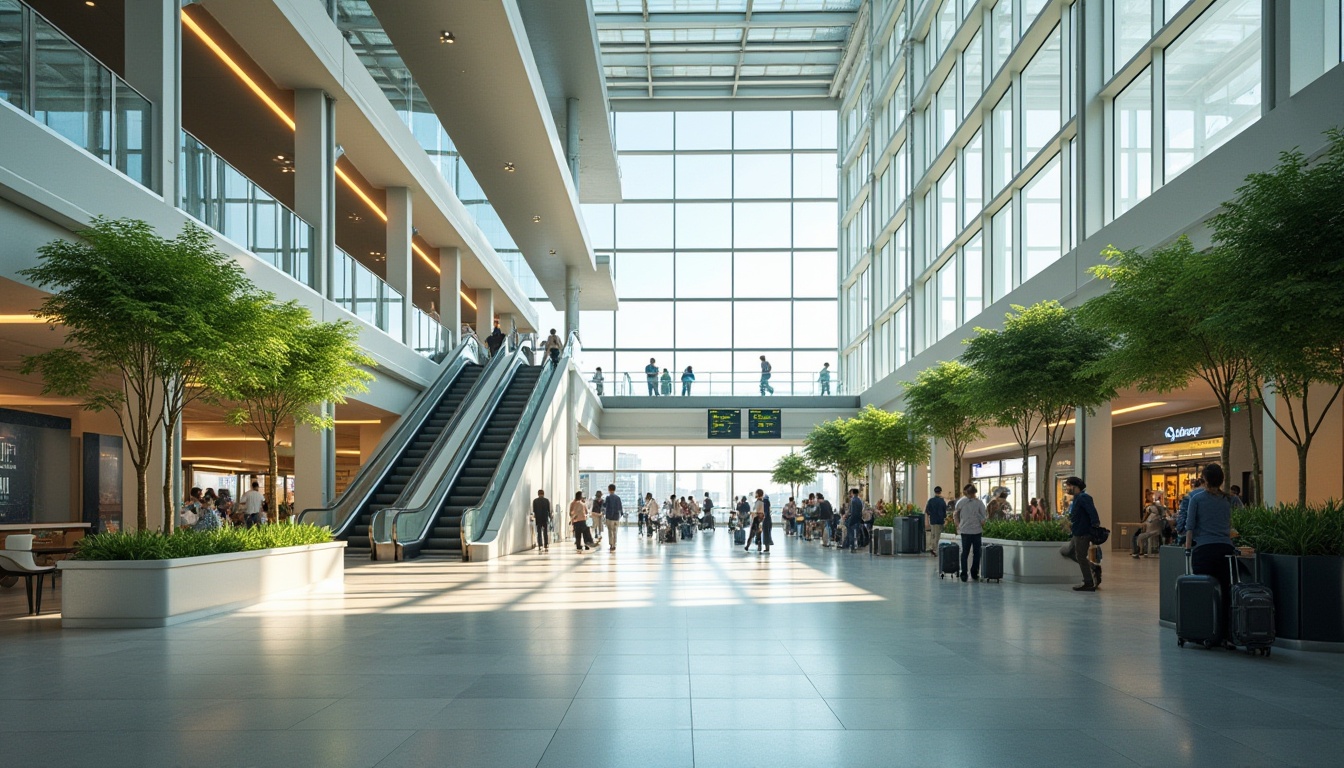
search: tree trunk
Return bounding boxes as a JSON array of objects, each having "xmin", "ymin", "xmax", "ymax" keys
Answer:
[
  {"xmin": 951, "ymin": 445, "xmax": 962, "ymax": 501},
  {"xmin": 267, "ymin": 441, "xmax": 280, "ymax": 524},
  {"xmin": 135, "ymin": 461, "xmax": 149, "ymax": 531},
  {"xmin": 1246, "ymin": 400, "xmax": 1263, "ymax": 506},
  {"xmin": 1042, "ymin": 444, "xmax": 1057, "ymax": 516},
  {"xmin": 1297, "ymin": 443, "xmax": 1309, "ymax": 507},
  {"xmin": 1219, "ymin": 404, "xmax": 1232, "ymax": 478},
  {"xmin": 162, "ymin": 414, "xmax": 177, "ymax": 534},
  {"xmin": 1022, "ymin": 443, "xmax": 1034, "ymax": 508}
]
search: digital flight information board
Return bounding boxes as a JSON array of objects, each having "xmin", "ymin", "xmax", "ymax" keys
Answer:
[
  {"xmin": 748, "ymin": 409, "xmax": 782, "ymax": 439},
  {"xmin": 707, "ymin": 409, "xmax": 741, "ymax": 439}
]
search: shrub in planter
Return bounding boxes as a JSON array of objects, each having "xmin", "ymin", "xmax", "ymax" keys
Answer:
[
  {"xmin": 73, "ymin": 525, "xmax": 334, "ymax": 561},
  {"xmin": 1228, "ymin": 503, "xmax": 1344, "ymax": 645},
  {"xmin": 980, "ymin": 519, "xmax": 1071, "ymax": 542},
  {"xmin": 874, "ymin": 514, "xmax": 895, "ymax": 527},
  {"xmin": 1232, "ymin": 503, "xmax": 1344, "ymax": 557}
]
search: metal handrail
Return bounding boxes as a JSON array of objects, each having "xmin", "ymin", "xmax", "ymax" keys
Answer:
[
  {"xmin": 459, "ymin": 331, "xmax": 579, "ymax": 560},
  {"xmin": 375, "ymin": 346, "xmax": 527, "ymax": 558},
  {"xmin": 597, "ymin": 369, "xmax": 841, "ymax": 397},
  {"xmin": 295, "ymin": 336, "xmax": 483, "ymax": 534}
]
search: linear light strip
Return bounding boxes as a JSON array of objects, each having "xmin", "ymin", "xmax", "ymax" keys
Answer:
[{"xmin": 183, "ymin": 10, "xmax": 479, "ymax": 308}]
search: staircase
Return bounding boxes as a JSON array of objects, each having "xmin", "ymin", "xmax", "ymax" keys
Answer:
[
  {"xmin": 342, "ymin": 365, "xmax": 482, "ymax": 554},
  {"xmin": 421, "ymin": 365, "xmax": 544, "ymax": 555}
]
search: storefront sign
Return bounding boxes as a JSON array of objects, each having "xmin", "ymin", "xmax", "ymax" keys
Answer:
[{"xmin": 1164, "ymin": 425, "xmax": 1202, "ymax": 442}]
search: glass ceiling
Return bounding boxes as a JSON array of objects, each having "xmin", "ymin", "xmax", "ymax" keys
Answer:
[{"xmin": 593, "ymin": 0, "xmax": 861, "ymax": 101}]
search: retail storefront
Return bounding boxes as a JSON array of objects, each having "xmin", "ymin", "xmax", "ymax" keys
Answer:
[{"xmin": 1140, "ymin": 435, "xmax": 1224, "ymax": 509}]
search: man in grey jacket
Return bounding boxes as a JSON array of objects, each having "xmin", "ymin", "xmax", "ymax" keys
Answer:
[{"xmin": 953, "ymin": 484, "xmax": 987, "ymax": 582}]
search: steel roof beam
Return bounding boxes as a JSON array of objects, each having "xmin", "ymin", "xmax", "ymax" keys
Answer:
[{"xmin": 596, "ymin": 11, "xmax": 857, "ymax": 29}]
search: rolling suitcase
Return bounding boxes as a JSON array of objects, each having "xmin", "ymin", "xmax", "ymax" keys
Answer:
[
  {"xmin": 938, "ymin": 541, "xmax": 959, "ymax": 578},
  {"xmin": 1227, "ymin": 555, "xmax": 1275, "ymax": 657},
  {"xmin": 681, "ymin": 523, "xmax": 694, "ymax": 540},
  {"xmin": 733, "ymin": 528, "xmax": 746, "ymax": 545},
  {"xmin": 1176, "ymin": 549, "xmax": 1224, "ymax": 649},
  {"xmin": 982, "ymin": 543, "xmax": 1004, "ymax": 583}
]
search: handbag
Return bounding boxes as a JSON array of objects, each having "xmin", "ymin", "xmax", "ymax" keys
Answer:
[{"xmin": 1089, "ymin": 526, "xmax": 1111, "ymax": 545}]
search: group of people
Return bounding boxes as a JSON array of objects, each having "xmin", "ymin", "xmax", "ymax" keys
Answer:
[
  {"xmin": 179, "ymin": 481, "xmax": 269, "ymax": 530},
  {"xmin": 769, "ymin": 489, "xmax": 876, "ymax": 552},
  {"xmin": 629, "ymin": 358, "xmax": 835, "ymax": 397},
  {"xmin": 1130, "ymin": 479, "xmax": 1244, "ymax": 558}
]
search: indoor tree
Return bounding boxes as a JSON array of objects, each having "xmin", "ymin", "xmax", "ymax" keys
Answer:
[
  {"xmin": 1208, "ymin": 128, "xmax": 1344, "ymax": 505},
  {"xmin": 22, "ymin": 219, "xmax": 179, "ymax": 530},
  {"xmin": 770, "ymin": 452, "xmax": 817, "ymax": 504},
  {"xmin": 219, "ymin": 302, "xmax": 374, "ymax": 519},
  {"xmin": 1081, "ymin": 238, "xmax": 1250, "ymax": 479},
  {"xmin": 902, "ymin": 360, "xmax": 986, "ymax": 496},
  {"xmin": 961, "ymin": 301, "xmax": 1114, "ymax": 513},
  {"xmin": 804, "ymin": 417, "xmax": 864, "ymax": 497},
  {"xmin": 843, "ymin": 405, "xmax": 929, "ymax": 504}
]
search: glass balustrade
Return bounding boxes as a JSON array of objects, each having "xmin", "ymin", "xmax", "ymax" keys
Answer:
[
  {"xmin": 0, "ymin": 0, "xmax": 153, "ymax": 190},
  {"xmin": 179, "ymin": 130, "xmax": 315, "ymax": 289},
  {"xmin": 411, "ymin": 306, "xmax": 448, "ymax": 359},
  {"xmin": 333, "ymin": 249, "xmax": 406, "ymax": 343},
  {"xmin": 586, "ymin": 371, "xmax": 844, "ymax": 397}
]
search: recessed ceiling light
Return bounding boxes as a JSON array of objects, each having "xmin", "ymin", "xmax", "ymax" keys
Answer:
[
  {"xmin": 427, "ymin": 285, "xmax": 439, "ymax": 291},
  {"xmin": 504, "ymin": 162, "xmax": 516, "ymax": 172},
  {"xmin": 439, "ymin": 30, "xmax": 456, "ymax": 44},
  {"xmin": 548, "ymin": 249, "xmax": 556, "ymax": 255},
  {"xmin": 532, "ymin": 215, "xmax": 542, "ymax": 223},
  {"xmin": 85, "ymin": 1, "xmax": 95, "ymax": 6}
]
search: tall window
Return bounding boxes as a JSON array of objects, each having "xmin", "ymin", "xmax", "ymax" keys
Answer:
[
  {"xmin": 1022, "ymin": 154, "xmax": 1062, "ymax": 281},
  {"xmin": 1113, "ymin": 0, "xmax": 1153, "ymax": 74},
  {"xmin": 963, "ymin": 233, "xmax": 984, "ymax": 322},
  {"xmin": 1022, "ymin": 25, "xmax": 1062, "ymax": 160},
  {"xmin": 577, "ymin": 111, "xmax": 839, "ymax": 390},
  {"xmin": 937, "ymin": 259, "xmax": 958, "ymax": 339},
  {"xmin": 1114, "ymin": 69, "xmax": 1152, "ymax": 218}
]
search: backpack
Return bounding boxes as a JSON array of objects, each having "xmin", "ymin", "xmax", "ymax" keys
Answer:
[{"xmin": 1089, "ymin": 526, "xmax": 1110, "ymax": 545}]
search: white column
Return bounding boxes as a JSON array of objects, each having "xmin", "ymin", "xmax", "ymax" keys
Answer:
[
  {"xmin": 385, "ymin": 186, "xmax": 413, "ymax": 344},
  {"xmin": 564, "ymin": 265, "xmax": 581, "ymax": 340},
  {"xmin": 293, "ymin": 403, "xmax": 335, "ymax": 514},
  {"xmin": 929, "ymin": 438, "xmax": 955, "ymax": 497},
  {"xmin": 475, "ymin": 289, "xmax": 494, "ymax": 338},
  {"xmin": 1077, "ymin": 404, "xmax": 1114, "ymax": 533},
  {"xmin": 123, "ymin": 0, "xmax": 180, "ymax": 202},
  {"xmin": 439, "ymin": 247, "xmax": 461, "ymax": 346},
  {"xmin": 294, "ymin": 89, "xmax": 335, "ymax": 298}
]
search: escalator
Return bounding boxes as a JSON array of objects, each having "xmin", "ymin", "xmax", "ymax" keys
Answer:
[
  {"xmin": 340, "ymin": 365, "xmax": 482, "ymax": 555},
  {"xmin": 419, "ymin": 364, "xmax": 543, "ymax": 555}
]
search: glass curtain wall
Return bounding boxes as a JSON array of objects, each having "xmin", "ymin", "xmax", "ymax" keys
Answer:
[
  {"xmin": 577, "ymin": 111, "xmax": 839, "ymax": 393},
  {"xmin": 579, "ymin": 444, "xmax": 838, "ymax": 511},
  {"xmin": 836, "ymin": 0, "xmax": 1318, "ymax": 389}
]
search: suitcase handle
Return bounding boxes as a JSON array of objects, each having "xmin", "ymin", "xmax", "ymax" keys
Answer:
[
  {"xmin": 1228, "ymin": 553, "xmax": 1257, "ymax": 585},
  {"xmin": 1184, "ymin": 547, "xmax": 1193, "ymax": 576}
]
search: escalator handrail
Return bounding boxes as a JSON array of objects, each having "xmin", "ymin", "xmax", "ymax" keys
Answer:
[
  {"xmin": 295, "ymin": 336, "xmax": 484, "ymax": 534},
  {"xmin": 373, "ymin": 347, "xmax": 530, "ymax": 554},
  {"xmin": 459, "ymin": 331, "xmax": 580, "ymax": 557}
]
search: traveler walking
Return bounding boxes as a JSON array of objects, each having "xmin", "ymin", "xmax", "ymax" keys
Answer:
[
  {"xmin": 643, "ymin": 493, "xmax": 659, "ymax": 537},
  {"xmin": 760, "ymin": 491, "xmax": 773, "ymax": 554},
  {"xmin": 758, "ymin": 355, "xmax": 774, "ymax": 395},
  {"xmin": 603, "ymin": 484, "xmax": 623, "ymax": 552},
  {"xmin": 1186, "ymin": 463, "xmax": 1238, "ymax": 615},
  {"xmin": 645, "ymin": 358, "xmax": 659, "ymax": 396},
  {"xmin": 925, "ymin": 486, "xmax": 948, "ymax": 555},
  {"xmin": 544, "ymin": 328, "xmax": 563, "ymax": 365},
  {"xmin": 1060, "ymin": 476, "xmax": 1103, "ymax": 591},
  {"xmin": 802, "ymin": 493, "xmax": 817, "ymax": 539},
  {"xmin": 782, "ymin": 497, "xmax": 797, "ymax": 536},
  {"xmin": 590, "ymin": 490, "xmax": 604, "ymax": 545},
  {"xmin": 486, "ymin": 319, "xmax": 506, "ymax": 357},
  {"xmin": 701, "ymin": 493, "xmax": 714, "ymax": 528},
  {"xmin": 532, "ymin": 490, "xmax": 552, "ymax": 552},
  {"xmin": 240, "ymin": 481, "xmax": 266, "ymax": 528},
  {"xmin": 569, "ymin": 492, "xmax": 594, "ymax": 551},
  {"xmin": 591, "ymin": 367, "xmax": 605, "ymax": 396},
  {"xmin": 660, "ymin": 368, "xmax": 672, "ymax": 396},
  {"xmin": 818, "ymin": 362, "xmax": 831, "ymax": 395},
  {"xmin": 817, "ymin": 493, "xmax": 836, "ymax": 546},
  {"xmin": 681, "ymin": 366, "xmax": 695, "ymax": 396},
  {"xmin": 746, "ymin": 490, "xmax": 765, "ymax": 552},
  {"xmin": 844, "ymin": 488, "xmax": 864, "ymax": 552},
  {"xmin": 954, "ymin": 484, "xmax": 987, "ymax": 582}
]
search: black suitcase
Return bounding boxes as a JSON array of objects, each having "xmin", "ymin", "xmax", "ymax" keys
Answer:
[
  {"xmin": 982, "ymin": 543, "xmax": 1004, "ymax": 583},
  {"xmin": 681, "ymin": 523, "xmax": 694, "ymax": 540},
  {"xmin": 663, "ymin": 525, "xmax": 677, "ymax": 543},
  {"xmin": 938, "ymin": 541, "xmax": 959, "ymax": 578},
  {"xmin": 1176, "ymin": 550, "xmax": 1224, "ymax": 649},
  {"xmin": 1227, "ymin": 555, "xmax": 1275, "ymax": 657},
  {"xmin": 733, "ymin": 528, "xmax": 746, "ymax": 545}
]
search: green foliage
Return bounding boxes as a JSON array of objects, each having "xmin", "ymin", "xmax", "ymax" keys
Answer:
[
  {"xmin": 962, "ymin": 301, "xmax": 1114, "ymax": 510},
  {"xmin": 980, "ymin": 519, "xmax": 1070, "ymax": 542},
  {"xmin": 903, "ymin": 361, "xmax": 985, "ymax": 493},
  {"xmin": 1232, "ymin": 503, "xmax": 1344, "ymax": 557},
  {"xmin": 874, "ymin": 513, "xmax": 895, "ymax": 527},
  {"xmin": 804, "ymin": 418, "xmax": 864, "ymax": 485},
  {"xmin": 72, "ymin": 524, "xmax": 334, "ymax": 561},
  {"xmin": 771, "ymin": 453, "xmax": 817, "ymax": 498},
  {"xmin": 844, "ymin": 406, "xmax": 928, "ymax": 501}
]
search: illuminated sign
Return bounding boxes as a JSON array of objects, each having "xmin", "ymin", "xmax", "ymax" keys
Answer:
[
  {"xmin": 1164, "ymin": 426, "xmax": 1202, "ymax": 442},
  {"xmin": 707, "ymin": 409, "xmax": 741, "ymax": 439},
  {"xmin": 748, "ymin": 409, "xmax": 782, "ymax": 439}
]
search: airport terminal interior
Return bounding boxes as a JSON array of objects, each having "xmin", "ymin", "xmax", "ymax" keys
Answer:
[{"xmin": 1, "ymin": 1, "xmax": 1343, "ymax": 766}]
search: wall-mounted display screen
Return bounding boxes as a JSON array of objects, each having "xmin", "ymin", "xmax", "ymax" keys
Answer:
[
  {"xmin": 748, "ymin": 409, "xmax": 782, "ymax": 439},
  {"xmin": 707, "ymin": 409, "xmax": 741, "ymax": 439}
]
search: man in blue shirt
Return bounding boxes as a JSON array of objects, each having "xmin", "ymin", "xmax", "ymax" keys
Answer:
[
  {"xmin": 924, "ymin": 486, "xmax": 948, "ymax": 555},
  {"xmin": 1059, "ymin": 476, "xmax": 1102, "ymax": 591},
  {"xmin": 644, "ymin": 358, "xmax": 659, "ymax": 396},
  {"xmin": 844, "ymin": 488, "xmax": 864, "ymax": 552},
  {"xmin": 1175, "ymin": 478, "xmax": 1205, "ymax": 545},
  {"xmin": 603, "ymin": 483, "xmax": 623, "ymax": 552}
]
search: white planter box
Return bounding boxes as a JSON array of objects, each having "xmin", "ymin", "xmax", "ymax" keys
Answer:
[
  {"xmin": 57, "ymin": 541, "xmax": 346, "ymax": 628},
  {"xmin": 940, "ymin": 534, "xmax": 1079, "ymax": 584}
]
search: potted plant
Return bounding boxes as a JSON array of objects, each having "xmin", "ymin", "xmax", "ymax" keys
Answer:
[{"xmin": 1235, "ymin": 503, "xmax": 1344, "ymax": 648}]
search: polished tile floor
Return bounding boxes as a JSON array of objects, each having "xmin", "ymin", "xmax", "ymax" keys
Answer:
[{"xmin": 2, "ymin": 530, "xmax": 1342, "ymax": 767}]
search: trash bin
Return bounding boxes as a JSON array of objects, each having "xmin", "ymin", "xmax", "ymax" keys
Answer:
[
  {"xmin": 870, "ymin": 526, "xmax": 894, "ymax": 555},
  {"xmin": 896, "ymin": 515, "xmax": 924, "ymax": 554}
]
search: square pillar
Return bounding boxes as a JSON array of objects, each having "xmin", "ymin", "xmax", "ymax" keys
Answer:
[
  {"xmin": 564, "ymin": 265, "xmax": 581, "ymax": 339},
  {"xmin": 293, "ymin": 403, "xmax": 335, "ymax": 514},
  {"xmin": 385, "ymin": 186, "xmax": 413, "ymax": 344},
  {"xmin": 1077, "ymin": 404, "xmax": 1113, "ymax": 532},
  {"xmin": 294, "ymin": 89, "xmax": 335, "ymax": 298},
  {"xmin": 929, "ymin": 438, "xmax": 955, "ymax": 497},
  {"xmin": 439, "ymin": 247, "xmax": 461, "ymax": 346},
  {"xmin": 123, "ymin": 0, "xmax": 180, "ymax": 200},
  {"xmin": 475, "ymin": 288, "xmax": 494, "ymax": 338}
]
